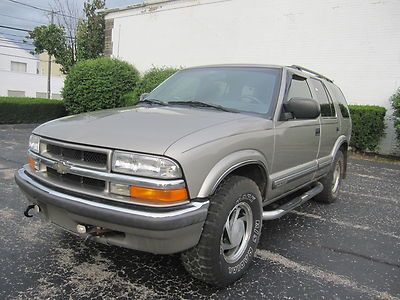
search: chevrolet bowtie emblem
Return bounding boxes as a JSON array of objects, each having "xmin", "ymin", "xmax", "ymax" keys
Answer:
[{"xmin": 53, "ymin": 161, "xmax": 70, "ymax": 175}]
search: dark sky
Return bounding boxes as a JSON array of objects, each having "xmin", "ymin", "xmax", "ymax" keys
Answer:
[{"xmin": 0, "ymin": 0, "xmax": 143, "ymax": 51}]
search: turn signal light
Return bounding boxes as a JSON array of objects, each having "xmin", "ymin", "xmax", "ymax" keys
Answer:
[
  {"xmin": 28, "ymin": 158, "xmax": 36, "ymax": 170},
  {"xmin": 130, "ymin": 186, "xmax": 188, "ymax": 203}
]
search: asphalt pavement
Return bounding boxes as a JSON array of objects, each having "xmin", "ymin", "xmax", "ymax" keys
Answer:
[{"xmin": 0, "ymin": 124, "xmax": 399, "ymax": 299}]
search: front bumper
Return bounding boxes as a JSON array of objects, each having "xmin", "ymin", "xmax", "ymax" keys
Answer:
[{"xmin": 15, "ymin": 168, "xmax": 209, "ymax": 254}]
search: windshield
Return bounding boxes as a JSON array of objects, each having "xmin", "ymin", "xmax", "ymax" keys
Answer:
[{"xmin": 145, "ymin": 67, "xmax": 282, "ymax": 117}]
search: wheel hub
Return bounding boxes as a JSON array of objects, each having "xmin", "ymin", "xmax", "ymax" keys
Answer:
[
  {"xmin": 221, "ymin": 202, "xmax": 253, "ymax": 263},
  {"xmin": 332, "ymin": 160, "xmax": 341, "ymax": 193}
]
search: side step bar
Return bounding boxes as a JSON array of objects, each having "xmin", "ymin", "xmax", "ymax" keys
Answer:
[{"xmin": 262, "ymin": 182, "xmax": 323, "ymax": 220}]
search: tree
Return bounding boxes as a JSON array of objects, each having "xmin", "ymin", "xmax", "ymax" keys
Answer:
[
  {"xmin": 29, "ymin": 0, "xmax": 105, "ymax": 74},
  {"xmin": 77, "ymin": 0, "xmax": 106, "ymax": 60},
  {"xmin": 29, "ymin": 24, "xmax": 74, "ymax": 74}
]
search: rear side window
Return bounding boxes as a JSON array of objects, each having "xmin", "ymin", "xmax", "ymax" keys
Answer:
[
  {"xmin": 329, "ymin": 84, "xmax": 350, "ymax": 118},
  {"xmin": 310, "ymin": 78, "xmax": 335, "ymax": 117},
  {"xmin": 287, "ymin": 76, "xmax": 312, "ymax": 99}
]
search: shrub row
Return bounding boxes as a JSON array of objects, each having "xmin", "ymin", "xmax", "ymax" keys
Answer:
[
  {"xmin": 0, "ymin": 97, "xmax": 66, "ymax": 124},
  {"xmin": 348, "ymin": 104, "xmax": 386, "ymax": 152},
  {"xmin": 123, "ymin": 67, "xmax": 179, "ymax": 106},
  {"xmin": 390, "ymin": 89, "xmax": 400, "ymax": 141},
  {"xmin": 62, "ymin": 57, "xmax": 140, "ymax": 114},
  {"xmin": 62, "ymin": 57, "xmax": 179, "ymax": 114}
]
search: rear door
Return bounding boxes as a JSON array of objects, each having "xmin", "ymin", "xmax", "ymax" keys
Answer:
[
  {"xmin": 271, "ymin": 73, "xmax": 321, "ymax": 199},
  {"xmin": 309, "ymin": 78, "xmax": 340, "ymax": 174}
]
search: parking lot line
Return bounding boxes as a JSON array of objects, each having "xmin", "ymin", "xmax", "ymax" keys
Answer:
[
  {"xmin": 290, "ymin": 210, "xmax": 400, "ymax": 240},
  {"xmin": 256, "ymin": 249, "xmax": 400, "ymax": 300}
]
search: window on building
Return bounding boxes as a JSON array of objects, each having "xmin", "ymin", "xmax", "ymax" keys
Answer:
[
  {"xmin": 8, "ymin": 90, "xmax": 25, "ymax": 97},
  {"xmin": 36, "ymin": 92, "xmax": 47, "ymax": 98},
  {"xmin": 51, "ymin": 93, "xmax": 62, "ymax": 100},
  {"xmin": 287, "ymin": 76, "xmax": 312, "ymax": 99},
  {"xmin": 10, "ymin": 61, "xmax": 27, "ymax": 73},
  {"xmin": 310, "ymin": 78, "xmax": 336, "ymax": 117}
]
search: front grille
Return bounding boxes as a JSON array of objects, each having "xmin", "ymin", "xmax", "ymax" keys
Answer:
[
  {"xmin": 46, "ymin": 143, "xmax": 107, "ymax": 167},
  {"xmin": 46, "ymin": 167, "xmax": 106, "ymax": 190}
]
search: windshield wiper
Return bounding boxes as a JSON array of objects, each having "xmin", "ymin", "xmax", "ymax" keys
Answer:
[
  {"xmin": 138, "ymin": 98, "xmax": 168, "ymax": 106},
  {"xmin": 167, "ymin": 100, "xmax": 237, "ymax": 113}
]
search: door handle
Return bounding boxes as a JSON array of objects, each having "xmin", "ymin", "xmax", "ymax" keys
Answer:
[{"xmin": 315, "ymin": 128, "xmax": 321, "ymax": 136}]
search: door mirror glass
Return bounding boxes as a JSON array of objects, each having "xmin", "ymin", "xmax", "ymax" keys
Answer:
[{"xmin": 284, "ymin": 97, "xmax": 321, "ymax": 119}]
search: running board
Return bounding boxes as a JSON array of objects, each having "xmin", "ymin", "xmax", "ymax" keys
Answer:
[{"xmin": 262, "ymin": 182, "xmax": 323, "ymax": 220}]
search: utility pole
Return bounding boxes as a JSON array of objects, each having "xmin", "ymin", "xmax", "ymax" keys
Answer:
[{"xmin": 47, "ymin": 10, "xmax": 54, "ymax": 99}]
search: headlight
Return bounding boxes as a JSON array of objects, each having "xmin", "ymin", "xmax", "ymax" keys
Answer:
[
  {"xmin": 29, "ymin": 134, "xmax": 40, "ymax": 153},
  {"xmin": 112, "ymin": 151, "xmax": 182, "ymax": 179}
]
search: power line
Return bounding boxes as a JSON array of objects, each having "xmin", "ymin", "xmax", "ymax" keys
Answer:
[
  {"xmin": 0, "ymin": 24, "xmax": 32, "ymax": 32},
  {"xmin": 0, "ymin": 52, "xmax": 55, "ymax": 62},
  {"xmin": 0, "ymin": 52, "xmax": 39, "ymax": 61},
  {"xmin": 6, "ymin": 0, "xmax": 80, "ymax": 20},
  {"xmin": 0, "ymin": 37, "xmax": 33, "ymax": 45},
  {"xmin": 6, "ymin": 0, "xmax": 52, "ymax": 13},
  {"xmin": 0, "ymin": 13, "xmax": 46, "ymax": 25},
  {"xmin": 0, "ymin": 31, "xmax": 29, "ymax": 38}
]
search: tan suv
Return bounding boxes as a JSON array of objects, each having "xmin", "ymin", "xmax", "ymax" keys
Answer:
[{"xmin": 15, "ymin": 64, "xmax": 351, "ymax": 286}]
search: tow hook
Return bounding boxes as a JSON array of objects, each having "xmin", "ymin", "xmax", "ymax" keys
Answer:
[{"xmin": 24, "ymin": 204, "xmax": 40, "ymax": 218}]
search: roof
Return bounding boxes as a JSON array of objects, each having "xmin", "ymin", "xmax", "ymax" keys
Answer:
[{"xmin": 99, "ymin": 0, "xmax": 179, "ymax": 15}]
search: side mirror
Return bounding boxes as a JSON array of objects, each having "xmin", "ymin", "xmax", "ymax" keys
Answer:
[
  {"xmin": 284, "ymin": 97, "xmax": 320, "ymax": 119},
  {"xmin": 140, "ymin": 93, "xmax": 149, "ymax": 101}
]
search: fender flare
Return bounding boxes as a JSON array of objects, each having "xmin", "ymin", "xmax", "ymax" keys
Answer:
[
  {"xmin": 196, "ymin": 149, "xmax": 270, "ymax": 198},
  {"xmin": 330, "ymin": 135, "xmax": 349, "ymax": 159}
]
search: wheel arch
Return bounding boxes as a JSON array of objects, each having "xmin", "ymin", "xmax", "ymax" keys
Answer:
[
  {"xmin": 196, "ymin": 150, "xmax": 269, "ymax": 199},
  {"xmin": 330, "ymin": 135, "xmax": 349, "ymax": 179}
]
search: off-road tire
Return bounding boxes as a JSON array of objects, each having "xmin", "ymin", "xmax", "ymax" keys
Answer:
[
  {"xmin": 314, "ymin": 150, "xmax": 344, "ymax": 204},
  {"xmin": 181, "ymin": 175, "xmax": 262, "ymax": 287}
]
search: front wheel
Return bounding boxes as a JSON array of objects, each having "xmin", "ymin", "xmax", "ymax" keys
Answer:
[
  {"xmin": 181, "ymin": 175, "xmax": 262, "ymax": 287},
  {"xmin": 314, "ymin": 150, "xmax": 344, "ymax": 204}
]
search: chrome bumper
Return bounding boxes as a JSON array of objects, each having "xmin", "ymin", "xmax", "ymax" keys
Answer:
[{"xmin": 15, "ymin": 168, "xmax": 209, "ymax": 254}]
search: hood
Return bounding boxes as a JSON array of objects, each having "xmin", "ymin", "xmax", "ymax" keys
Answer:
[{"xmin": 34, "ymin": 106, "xmax": 252, "ymax": 155}]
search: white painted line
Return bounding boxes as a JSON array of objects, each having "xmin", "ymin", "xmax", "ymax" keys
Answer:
[
  {"xmin": 348, "ymin": 163, "xmax": 400, "ymax": 174},
  {"xmin": 290, "ymin": 210, "xmax": 400, "ymax": 240},
  {"xmin": 341, "ymin": 190, "xmax": 399, "ymax": 204},
  {"xmin": 256, "ymin": 249, "xmax": 400, "ymax": 300}
]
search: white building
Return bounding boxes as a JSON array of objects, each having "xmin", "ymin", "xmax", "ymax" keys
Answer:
[
  {"xmin": 103, "ymin": 0, "xmax": 400, "ymax": 155},
  {"xmin": 0, "ymin": 36, "xmax": 64, "ymax": 99}
]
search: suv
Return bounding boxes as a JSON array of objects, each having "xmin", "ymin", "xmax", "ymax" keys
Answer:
[{"xmin": 15, "ymin": 64, "xmax": 351, "ymax": 286}]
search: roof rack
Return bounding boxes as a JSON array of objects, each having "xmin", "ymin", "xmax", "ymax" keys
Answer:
[{"xmin": 288, "ymin": 65, "xmax": 333, "ymax": 83}]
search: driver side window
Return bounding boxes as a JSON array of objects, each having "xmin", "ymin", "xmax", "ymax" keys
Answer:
[{"xmin": 287, "ymin": 77, "xmax": 312, "ymax": 99}]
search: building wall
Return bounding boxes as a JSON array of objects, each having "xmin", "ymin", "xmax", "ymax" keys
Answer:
[
  {"xmin": 0, "ymin": 69, "xmax": 64, "ymax": 98},
  {"xmin": 105, "ymin": 0, "xmax": 400, "ymax": 155},
  {"xmin": 38, "ymin": 52, "xmax": 63, "ymax": 77},
  {"xmin": 0, "ymin": 38, "xmax": 37, "ymax": 74},
  {"xmin": 0, "ymin": 37, "xmax": 64, "ymax": 99}
]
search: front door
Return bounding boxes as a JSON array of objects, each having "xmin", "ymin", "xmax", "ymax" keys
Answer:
[{"xmin": 271, "ymin": 74, "xmax": 321, "ymax": 199}]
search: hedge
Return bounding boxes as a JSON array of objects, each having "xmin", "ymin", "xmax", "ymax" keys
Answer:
[
  {"xmin": 124, "ymin": 66, "xmax": 179, "ymax": 106},
  {"xmin": 0, "ymin": 97, "xmax": 66, "ymax": 124},
  {"xmin": 62, "ymin": 57, "xmax": 140, "ymax": 114},
  {"xmin": 349, "ymin": 105, "xmax": 386, "ymax": 152},
  {"xmin": 390, "ymin": 88, "xmax": 400, "ymax": 141}
]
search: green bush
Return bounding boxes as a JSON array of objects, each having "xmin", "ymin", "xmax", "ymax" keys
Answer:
[
  {"xmin": 0, "ymin": 97, "xmax": 66, "ymax": 124},
  {"xmin": 349, "ymin": 105, "xmax": 386, "ymax": 152},
  {"xmin": 125, "ymin": 66, "xmax": 179, "ymax": 106},
  {"xmin": 62, "ymin": 57, "xmax": 140, "ymax": 114},
  {"xmin": 390, "ymin": 88, "xmax": 400, "ymax": 141}
]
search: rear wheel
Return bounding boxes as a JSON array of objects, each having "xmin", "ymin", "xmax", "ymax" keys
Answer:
[
  {"xmin": 314, "ymin": 150, "xmax": 344, "ymax": 204},
  {"xmin": 181, "ymin": 175, "xmax": 262, "ymax": 286}
]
